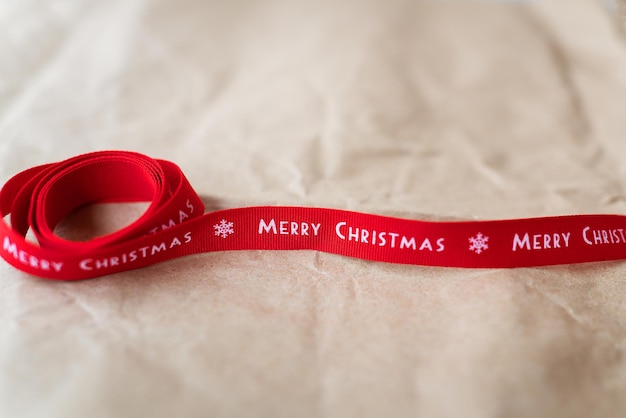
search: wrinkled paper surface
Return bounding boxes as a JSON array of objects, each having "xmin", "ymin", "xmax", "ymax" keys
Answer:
[{"xmin": 1, "ymin": 0, "xmax": 626, "ymax": 417}]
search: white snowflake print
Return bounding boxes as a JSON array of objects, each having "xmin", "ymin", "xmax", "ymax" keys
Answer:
[
  {"xmin": 469, "ymin": 233, "xmax": 489, "ymax": 254},
  {"xmin": 214, "ymin": 219, "xmax": 234, "ymax": 238}
]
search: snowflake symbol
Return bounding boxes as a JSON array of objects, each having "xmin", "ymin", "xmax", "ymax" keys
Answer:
[
  {"xmin": 214, "ymin": 219, "xmax": 234, "ymax": 238},
  {"xmin": 469, "ymin": 233, "xmax": 489, "ymax": 254}
]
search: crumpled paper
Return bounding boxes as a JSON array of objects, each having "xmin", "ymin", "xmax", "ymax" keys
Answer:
[{"xmin": 1, "ymin": 0, "xmax": 626, "ymax": 417}]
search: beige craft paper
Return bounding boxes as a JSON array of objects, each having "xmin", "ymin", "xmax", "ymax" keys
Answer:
[{"xmin": 1, "ymin": 0, "xmax": 626, "ymax": 417}]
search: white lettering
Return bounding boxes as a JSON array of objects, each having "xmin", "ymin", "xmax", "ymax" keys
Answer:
[
  {"xmin": 378, "ymin": 232, "xmax": 387, "ymax": 247},
  {"xmin": 3, "ymin": 237, "xmax": 17, "ymax": 258},
  {"xmin": 582, "ymin": 227, "xmax": 626, "ymax": 246},
  {"xmin": 3, "ymin": 237, "xmax": 63, "ymax": 272},
  {"xmin": 513, "ymin": 232, "xmax": 570, "ymax": 250},
  {"xmin": 152, "ymin": 242, "xmax": 167, "ymax": 255},
  {"xmin": 80, "ymin": 259, "xmax": 93, "ymax": 271},
  {"xmin": 388, "ymin": 233, "xmax": 399, "ymax": 248},
  {"xmin": 259, "ymin": 219, "xmax": 320, "ymax": 236},
  {"xmin": 513, "ymin": 233, "xmax": 530, "ymax": 251},
  {"xmin": 162, "ymin": 219, "xmax": 177, "ymax": 230},
  {"xmin": 259, "ymin": 219, "xmax": 277, "ymax": 234},
  {"xmin": 419, "ymin": 238, "xmax": 432, "ymax": 251},
  {"xmin": 79, "ymin": 232, "xmax": 192, "ymax": 271},
  {"xmin": 336, "ymin": 222, "xmax": 346, "ymax": 239},
  {"xmin": 400, "ymin": 236, "xmax": 416, "ymax": 250},
  {"xmin": 361, "ymin": 229, "xmax": 369, "ymax": 243},
  {"xmin": 533, "ymin": 234, "xmax": 541, "ymax": 250}
]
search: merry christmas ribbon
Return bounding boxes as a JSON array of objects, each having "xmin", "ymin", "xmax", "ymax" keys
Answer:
[{"xmin": 1, "ymin": 151, "xmax": 625, "ymax": 280}]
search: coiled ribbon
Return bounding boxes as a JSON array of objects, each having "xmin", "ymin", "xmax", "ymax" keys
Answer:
[{"xmin": 1, "ymin": 151, "xmax": 625, "ymax": 280}]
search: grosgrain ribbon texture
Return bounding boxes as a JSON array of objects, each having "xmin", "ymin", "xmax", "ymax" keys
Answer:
[{"xmin": 1, "ymin": 151, "xmax": 625, "ymax": 280}]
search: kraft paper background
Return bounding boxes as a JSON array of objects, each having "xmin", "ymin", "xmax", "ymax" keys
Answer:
[{"xmin": 1, "ymin": 0, "xmax": 626, "ymax": 417}]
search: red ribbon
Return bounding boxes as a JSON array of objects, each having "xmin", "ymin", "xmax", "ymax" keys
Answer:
[{"xmin": 1, "ymin": 151, "xmax": 625, "ymax": 280}]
